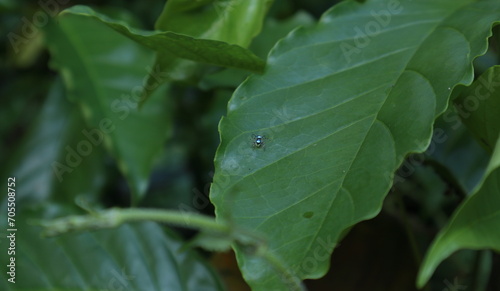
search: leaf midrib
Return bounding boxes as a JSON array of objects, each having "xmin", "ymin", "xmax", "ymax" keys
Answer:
[
  {"xmin": 296, "ymin": 0, "xmax": 474, "ymax": 269},
  {"xmin": 222, "ymin": 0, "xmax": 474, "ymax": 272}
]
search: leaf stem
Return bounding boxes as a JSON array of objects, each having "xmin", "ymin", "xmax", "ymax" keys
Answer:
[
  {"xmin": 37, "ymin": 208, "xmax": 305, "ymax": 289},
  {"xmin": 471, "ymin": 250, "xmax": 492, "ymax": 291},
  {"xmin": 37, "ymin": 208, "xmax": 231, "ymax": 237}
]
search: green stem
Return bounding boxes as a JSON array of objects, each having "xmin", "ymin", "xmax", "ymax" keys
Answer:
[
  {"xmin": 37, "ymin": 208, "xmax": 305, "ymax": 289},
  {"xmin": 37, "ymin": 208, "xmax": 230, "ymax": 237},
  {"xmin": 472, "ymin": 250, "xmax": 492, "ymax": 291}
]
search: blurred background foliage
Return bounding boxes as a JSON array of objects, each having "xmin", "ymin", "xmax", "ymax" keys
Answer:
[{"xmin": 1, "ymin": 0, "xmax": 499, "ymax": 290}]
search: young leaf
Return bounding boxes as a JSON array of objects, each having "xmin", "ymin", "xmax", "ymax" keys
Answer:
[
  {"xmin": 151, "ymin": 0, "xmax": 273, "ymax": 100},
  {"xmin": 210, "ymin": 0, "xmax": 500, "ymax": 289},
  {"xmin": 156, "ymin": 0, "xmax": 272, "ymax": 48},
  {"xmin": 417, "ymin": 66, "xmax": 500, "ymax": 287},
  {"xmin": 47, "ymin": 13, "xmax": 172, "ymax": 204}
]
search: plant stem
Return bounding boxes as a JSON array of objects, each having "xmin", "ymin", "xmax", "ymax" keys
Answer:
[
  {"xmin": 471, "ymin": 250, "xmax": 492, "ymax": 291},
  {"xmin": 37, "ymin": 208, "xmax": 230, "ymax": 237}
]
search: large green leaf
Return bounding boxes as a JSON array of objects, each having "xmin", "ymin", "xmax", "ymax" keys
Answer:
[
  {"xmin": 417, "ymin": 66, "xmax": 500, "ymax": 288},
  {"xmin": 210, "ymin": 0, "xmax": 500, "ymax": 289},
  {"xmin": 46, "ymin": 13, "xmax": 172, "ymax": 204},
  {"xmin": 0, "ymin": 210, "xmax": 225, "ymax": 291}
]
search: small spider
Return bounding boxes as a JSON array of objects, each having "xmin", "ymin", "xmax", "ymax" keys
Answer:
[{"xmin": 251, "ymin": 134, "xmax": 267, "ymax": 149}]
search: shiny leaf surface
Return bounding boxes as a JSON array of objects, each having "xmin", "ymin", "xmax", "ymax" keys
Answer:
[{"xmin": 210, "ymin": 0, "xmax": 500, "ymax": 289}]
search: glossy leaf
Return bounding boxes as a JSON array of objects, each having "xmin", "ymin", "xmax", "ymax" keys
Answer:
[
  {"xmin": 47, "ymin": 12, "xmax": 172, "ymax": 204},
  {"xmin": 210, "ymin": 0, "xmax": 500, "ymax": 289},
  {"xmin": 0, "ymin": 211, "xmax": 225, "ymax": 291},
  {"xmin": 417, "ymin": 67, "xmax": 500, "ymax": 287}
]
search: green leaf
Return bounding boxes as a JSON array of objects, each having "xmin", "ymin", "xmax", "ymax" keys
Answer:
[
  {"xmin": 47, "ymin": 12, "xmax": 172, "ymax": 204},
  {"xmin": 62, "ymin": 0, "xmax": 269, "ymax": 103},
  {"xmin": 429, "ymin": 112, "xmax": 489, "ymax": 193},
  {"xmin": 2, "ymin": 78, "xmax": 106, "ymax": 206},
  {"xmin": 210, "ymin": 0, "xmax": 500, "ymax": 289},
  {"xmin": 0, "ymin": 210, "xmax": 225, "ymax": 291},
  {"xmin": 61, "ymin": 6, "xmax": 265, "ymax": 75},
  {"xmin": 156, "ymin": 0, "xmax": 272, "ymax": 47},
  {"xmin": 417, "ymin": 136, "xmax": 500, "ymax": 287},
  {"xmin": 453, "ymin": 65, "xmax": 500, "ymax": 153},
  {"xmin": 417, "ymin": 66, "xmax": 500, "ymax": 287},
  {"xmin": 199, "ymin": 10, "xmax": 315, "ymax": 90},
  {"xmin": 152, "ymin": 0, "xmax": 272, "ymax": 97},
  {"xmin": 250, "ymin": 10, "xmax": 315, "ymax": 59}
]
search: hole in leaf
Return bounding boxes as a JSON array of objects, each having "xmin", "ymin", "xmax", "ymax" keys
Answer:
[{"xmin": 303, "ymin": 211, "xmax": 314, "ymax": 219}]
